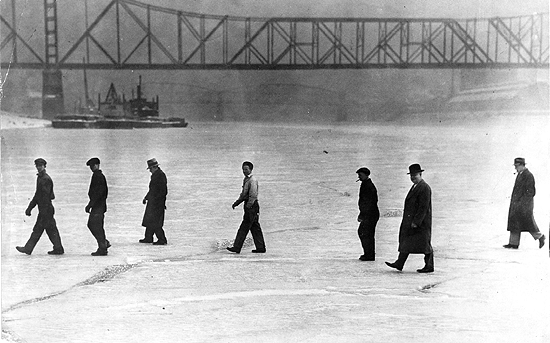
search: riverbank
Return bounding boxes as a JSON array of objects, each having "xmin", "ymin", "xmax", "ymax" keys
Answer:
[{"xmin": 0, "ymin": 111, "xmax": 50, "ymax": 130}]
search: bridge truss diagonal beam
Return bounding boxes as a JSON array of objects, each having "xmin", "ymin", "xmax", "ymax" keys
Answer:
[{"xmin": 0, "ymin": 0, "xmax": 548, "ymax": 70}]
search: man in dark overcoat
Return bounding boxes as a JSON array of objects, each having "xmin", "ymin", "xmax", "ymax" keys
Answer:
[
  {"xmin": 356, "ymin": 167, "xmax": 380, "ymax": 261},
  {"xmin": 16, "ymin": 158, "xmax": 64, "ymax": 255},
  {"xmin": 140, "ymin": 158, "xmax": 168, "ymax": 245},
  {"xmin": 386, "ymin": 164, "xmax": 434, "ymax": 273},
  {"xmin": 503, "ymin": 157, "xmax": 545, "ymax": 249},
  {"xmin": 85, "ymin": 157, "xmax": 110, "ymax": 256}
]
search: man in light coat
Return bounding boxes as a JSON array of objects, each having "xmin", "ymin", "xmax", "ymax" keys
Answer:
[
  {"xmin": 227, "ymin": 161, "xmax": 266, "ymax": 254},
  {"xmin": 386, "ymin": 164, "xmax": 434, "ymax": 273},
  {"xmin": 503, "ymin": 157, "xmax": 545, "ymax": 249}
]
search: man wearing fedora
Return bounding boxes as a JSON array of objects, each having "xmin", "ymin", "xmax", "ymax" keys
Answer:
[
  {"xmin": 16, "ymin": 158, "xmax": 64, "ymax": 255},
  {"xmin": 356, "ymin": 167, "xmax": 380, "ymax": 261},
  {"xmin": 386, "ymin": 164, "xmax": 434, "ymax": 273},
  {"xmin": 85, "ymin": 157, "xmax": 110, "ymax": 256},
  {"xmin": 140, "ymin": 158, "xmax": 168, "ymax": 245},
  {"xmin": 503, "ymin": 157, "xmax": 545, "ymax": 249}
]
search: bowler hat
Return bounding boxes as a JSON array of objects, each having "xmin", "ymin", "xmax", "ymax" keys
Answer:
[
  {"xmin": 86, "ymin": 157, "xmax": 100, "ymax": 166},
  {"xmin": 34, "ymin": 158, "xmax": 47, "ymax": 166},
  {"xmin": 356, "ymin": 167, "xmax": 371, "ymax": 176},
  {"xmin": 407, "ymin": 163, "xmax": 424, "ymax": 174},
  {"xmin": 513, "ymin": 157, "xmax": 526, "ymax": 165},
  {"xmin": 147, "ymin": 158, "xmax": 159, "ymax": 169}
]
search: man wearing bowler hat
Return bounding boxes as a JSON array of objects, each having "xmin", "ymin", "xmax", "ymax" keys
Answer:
[
  {"xmin": 503, "ymin": 157, "xmax": 545, "ymax": 249},
  {"xmin": 386, "ymin": 163, "xmax": 434, "ymax": 273},
  {"xmin": 140, "ymin": 158, "xmax": 168, "ymax": 245},
  {"xmin": 16, "ymin": 158, "xmax": 64, "ymax": 255},
  {"xmin": 85, "ymin": 157, "xmax": 111, "ymax": 256},
  {"xmin": 356, "ymin": 167, "xmax": 380, "ymax": 261}
]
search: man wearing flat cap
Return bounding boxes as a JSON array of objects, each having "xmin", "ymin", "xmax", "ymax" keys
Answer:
[
  {"xmin": 140, "ymin": 158, "xmax": 168, "ymax": 245},
  {"xmin": 356, "ymin": 167, "xmax": 379, "ymax": 261},
  {"xmin": 16, "ymin": 158, "xmax": 64, "ymax": 255},
  {"xmin": 85, "ymin": 157, "xmax": 110, "ymax": 256},
  {"xmin": 386, "ymin": 163, "xmax": 434, "ymax": 273},
  {"xmin": 503, "ymin": 157, "xmax": 545, "ymax": 249}
]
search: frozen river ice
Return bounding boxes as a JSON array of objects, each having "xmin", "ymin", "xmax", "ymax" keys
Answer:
[{"xmin": 1, "ymin": 115, "xmax": 549, "ymax": 342}]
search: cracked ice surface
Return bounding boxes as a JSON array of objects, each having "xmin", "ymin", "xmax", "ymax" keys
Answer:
[{"xmin": 2, "ymin": 116, "xmax": 549, "ymax": 342}]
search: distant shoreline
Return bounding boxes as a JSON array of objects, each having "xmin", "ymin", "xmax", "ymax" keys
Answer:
[{"xmin": 1, "ymin": 111, "xmax": 50, "ymax": 130}]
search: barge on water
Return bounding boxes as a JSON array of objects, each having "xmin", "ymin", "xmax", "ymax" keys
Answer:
[{"xmin": 52, "ymin": 76, "xmax": 187, "ymax": 129}]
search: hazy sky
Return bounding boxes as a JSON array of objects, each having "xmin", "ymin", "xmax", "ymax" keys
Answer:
[{"xmin": 147, "ymin": 0, "xmax": 548, "ymax": 19}]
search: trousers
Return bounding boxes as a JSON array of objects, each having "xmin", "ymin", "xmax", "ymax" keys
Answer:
[
  {"xmin": 395, "ymin": 252, "xmax": 434, "ymax": 269},
  {"xmin": 88, "ymin": 212, "xmax": 108, "ymax": 250},
  {"xmin": 24, "ymin": 210, "xmax": 63, "ymax": 253},
  {"xmin": 358, "ymin": 218, "xmax": 378, "ymax": 258},
  {"xmin": 233, "ymin": 201, "xmax": 265, "ymax": 251},
  {"xmin": 508, "ymin": 230, "xmax": 543, "ymax": 246},
  {"xmin": 144, "ymin": 226, "xmax": 167, "ymax": 243}
]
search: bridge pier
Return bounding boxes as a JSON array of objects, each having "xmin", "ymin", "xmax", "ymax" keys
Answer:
[{"xmin": 42, "ymin": 69, "xmax": 64, "ymax": 119}]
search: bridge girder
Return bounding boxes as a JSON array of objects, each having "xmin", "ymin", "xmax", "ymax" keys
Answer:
[{"xmin": 1, "ymin": 0, "xmax": 548, "ymax": 70}]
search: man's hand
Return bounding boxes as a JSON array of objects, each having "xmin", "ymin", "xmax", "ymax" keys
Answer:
[
  {"xmin": 25, "ymin": 208, "xmax": 32, "ymax": 216},
  {"xmin": 142, "ymin": 198, "xmax": 147, "ymax": 205},
  {"xmin": 232, "ymin": 202, "xmax": 238, "ymax": 210},
  {"xmin": 85, "ymin": 205, "xmax": 91, "ymax": 213}
]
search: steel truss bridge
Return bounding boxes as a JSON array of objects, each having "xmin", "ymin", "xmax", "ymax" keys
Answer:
[{"xmin": 1, "ymin": 0, "xmax": 548, "ymax": 70}]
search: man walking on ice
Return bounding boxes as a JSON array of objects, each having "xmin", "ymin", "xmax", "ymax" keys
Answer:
[
  {"xmin": 227, "ymin": 161, "xmax": 266, "ymax": 254},
  {"xmin": 503, "ymin": 157, "xmax": 545, "ymax": 250}
]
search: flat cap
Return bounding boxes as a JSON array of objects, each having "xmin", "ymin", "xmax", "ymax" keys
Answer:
[
  {"xmin": 356, "ymin": 167, "xmax": 370, "ymax": 176},
  {"xmin": 86, "ymin": 157, "xmax": 100, "ymax": 166},
  {"xmin": 34, "ymin": 158, "xmax": 47, "ymax": 166}
]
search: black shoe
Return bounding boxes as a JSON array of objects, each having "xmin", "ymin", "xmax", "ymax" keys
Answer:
[
  {"xmin": 153, "ymin": 241, "xmax": 167, "ymax": 245},
  {"xmin": 503, "ymin": 244, "xmax": 518, "ymax": 249},
  {"xmin": 385, "ymin": 261, "xmax": 403, "ymax": 271},
  {"xmin": 359, "ymin": 255, "xmax": 375, "ymax": 261},
  {"xmin": 106, "ymin": 240, "xmax": 111, "ymax": 248},
  {"xmin": 16, "ymin": 246, "xmax": 31, "ymax": 255},
  {"xmin": 539, "ymin": 235, "xmax": 546, "ymax": 249},
  {"xmin": 251, "ymin": 249, "xmax": 266, "ymax": 253},
  {"xmin": 47, "ymin": 249, "xmax": 64, "ymax": 255},
  {"xmin": 91, "ymin": 250, "xmax": 108, "ymax": 256},
  {"xmin": 416, "ymin": 267, "xmax": 434, "ymax": 273},
  {"xmin": 226, "ymin": 247, "xmax": 240, "ymax": 254},
  {"xmin": 139, "ymin": 239, "xmax": 153, "ymax": 243}
]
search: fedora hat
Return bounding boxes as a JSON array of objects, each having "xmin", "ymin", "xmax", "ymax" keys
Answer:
[
  {"xmin": 407, "ymin": 163, "xmax": 424, "ymax": 174},
  {"xmin": 147, "ymin": 158, "xmax": 159, "ymax": 169},
  {"xmin": 513, "ymin": 157, "xmax": 526, "ymax": 165}
]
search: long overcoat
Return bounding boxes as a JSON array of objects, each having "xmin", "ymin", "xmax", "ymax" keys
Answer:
[
  {"xmin": 398, "ymin": 179, "xmax": 433, "ymax": 254},
  {"xmin": 142, "ymin": 168, "xmax": 167, "ymax": 228},
  {"xmin": 507, "ymin": 168, "xmax": 539, "ymax": 232}
]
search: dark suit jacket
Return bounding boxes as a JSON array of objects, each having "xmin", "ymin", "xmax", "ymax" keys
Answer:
[
  {"xmin": 358, "ymin": 178, "xmax": 380, "ymax": 222},
  {"xmin": 87, "ymin": 169, "xmax": 108, "ymax": 213},
  {"xmin": 398, "ymin": 179, "xmax": 433, "ymax": 254},
  {"xmin": 27, "ymin": 170, "xmax": 55, "ymax": 213}
]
